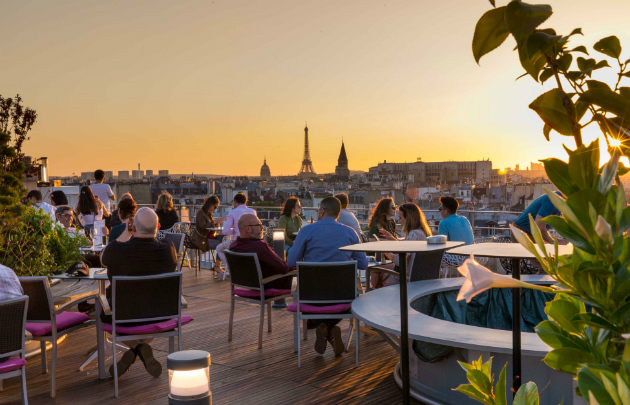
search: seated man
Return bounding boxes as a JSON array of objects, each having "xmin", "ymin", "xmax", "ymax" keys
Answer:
[
  {"xmin": 335, "ymin": 193, "xmax": 361, "ymax": 236},
  {"xmin": 55, "ymin": 206, "xmax": 76, "ymax": 232},
  {"xmin": 287, "ymin": 196, "xmax": 368, "ymax": 357},
  {"xmin": 0, "ymin": 264, "xmax": 24, "ymax": 301},
  {"xmin": 26, "ymin": 189, "xmax": 56, "ymax": 220},
  {"xmin": 101, "ymin": 207, "xmax": 177, "ymax": 378},
  {"xmin": 437, "ymin": 196, "xmax": 474, "ymax": 245},
  {"xmin": 228, "ymin": 214, "xmax": 292, "ymax": 290}
]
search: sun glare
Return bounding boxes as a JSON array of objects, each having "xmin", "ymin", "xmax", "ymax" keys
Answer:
[{"xmin": 610, "ymin": 138, "xmax": 622, "ymax": 147}]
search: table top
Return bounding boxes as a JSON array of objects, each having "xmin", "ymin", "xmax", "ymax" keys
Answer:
[
  {"xmin": 340, "ymin": 240, "xmax": 464, "ymax": 253},
  {"xmin": 447, "ymin": 242, "xmax": 573, "ymax": 259},
  {"xmin": 206, "ymin": 228, "xmax": 223, "ymax": 231},
  {"xmin": 51, "ymin": 268, "xmax": 108, "ymax": 280},
  {"xmin": 80, "ymin": 245, "xmax": 104, "ymax": 252}
]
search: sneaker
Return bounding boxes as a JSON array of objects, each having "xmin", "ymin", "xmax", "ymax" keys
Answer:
[
  {"xmin": 109, "ymin": 348, "xmax": 137, "ymax": 378},
  {"xmin": 328, "ymin": 326, "xmax": 345, "ymax": 356},
  {"xmin": 314, "ymin": 324, "xmax": 328, "ymax": 354},
  {"xmin": 135, "ymin": 343, "xmax": 162, "ymax": 377}
]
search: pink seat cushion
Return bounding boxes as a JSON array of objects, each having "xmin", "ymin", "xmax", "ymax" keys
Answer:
[
  {"xmin": 25, "ymin": 312, "xmax": 91, "ymax": 336},
  {"xmin": 287, "ymin": 302, "xmax": 352, "ymax": 314},
  {"xmin": 102, "ymin": 315, "xmax": 193, "ymax": 335},
  {"xmin": 0, "ymin": 358, "xmax": 26, "ymax": 374},
  {"xmin": 232, "ymin": 288, "xmax": 292, "ymax": 298}
]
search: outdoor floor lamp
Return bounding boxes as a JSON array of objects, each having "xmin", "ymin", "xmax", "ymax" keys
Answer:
[{"xmin": 167, "ymin": 350, "xmax": 211, "ymax": 405}]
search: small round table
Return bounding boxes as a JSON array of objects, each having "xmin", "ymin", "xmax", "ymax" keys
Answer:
[
  {"xmin": 340, "ymin": 240, "xmax": 464, "ymax": 405},
  {"xmin": 447, "ymin": 242, "xmax": 573, "ymax": 396}
]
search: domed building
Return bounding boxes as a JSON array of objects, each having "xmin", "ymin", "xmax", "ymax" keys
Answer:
[{"xmin": 260, "ymin": 158, "xmax": 271, "ymax": 179}]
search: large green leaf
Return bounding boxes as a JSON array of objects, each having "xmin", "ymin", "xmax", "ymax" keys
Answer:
[
  {"xmin": 504, "ymin": 1, "xmax": 553, "ymax": 45},
  {"xmin": 454, "ymin": 384, "xmax": 493, "ymax": 405},
  {"xmin": 541, "ymin": 158, "xmax": 577, "ymax": 195},
  {"xmin": 594, "ymin": 36, "xmax": 622, "ymax": 59},
  {"xmin": 587, "ymin": 80, "xmax": 612, "ymax": 91},
  {"xmin": 536, "ymin": 320, "xmax": 591, "ymax": 351},
  {"xmin": 473, "ymin": 6, "xmax": 510, "ymax": 64},
  {"xmin": 579, "ymin": 88, "xmax": 630, "ymax": 123},
  {"xmin": 518, "ymin": 38, "xmax": 547, "ymax": 81},
  {"xmin": 543, "ymin": 347, "xmax": 598, "ymax": 374},
  {"xmin": 578, "ymin": 368, "xmax": 616, "ymax": 404},
  {"xmin": 542, "ymin": 216, "xmax": 595, "ymax": 254},
  {"xmin": 620, "ymin": 87, "xmax": 630, "ymax": 103},
  {"xmin": 557, "ymin": 53, "xmax": 573, "ymax": 72},
  {"xmin": 526, "ymin": 30, "xmax": 561, "ymax": 64},
  {"xmin": 529, "ymin": 89, "xmax": 575, "ymax": 135},
  {"xmin": 513, "ymin": 382, "xmax": 539, "ymax": 405},
  {"xmin": 467, "ymin": 369, "xmax": 493, "ymax": 394},
  {"xmin": 571, "ymin": 313, "xmax": 622, "ymax": 333},
  {"xmin": 566, "ymin": 140, "xmax": 600, "ymax": 189},
  {"xmin": 496, "ymin": 364, "xmax": 507, "ymax": 405}
]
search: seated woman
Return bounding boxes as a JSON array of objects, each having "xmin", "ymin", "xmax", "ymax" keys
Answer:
[
  {"xmin": 111, "ymin": 192, "xmax": 133, "ymax": 227},
  {"xmin": 108, "ymin": 198, "xmax": 137, "ymax": 244},
  {"xmin": 191, "ymin": 196, "xmax": 226, "ymax": 277},
  {"xmin": 371, "ymin": 203, "xmax": 431, "ymax": 289},
  {"xmin": 276, "ymin": 197, "xmax": 302, "ymax": 253},
  {"xmin": 368, "ymin": 197, "xmax": 397, "ymax": 240},
  {"xmin": 155, "ymin": 192, "xmax": 179, "ymax": 230}
]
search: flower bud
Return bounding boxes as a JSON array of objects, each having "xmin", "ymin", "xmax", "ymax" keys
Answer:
[{"xmin": 595, "ymin": 215, "xmax": 613, "ymax": 245}]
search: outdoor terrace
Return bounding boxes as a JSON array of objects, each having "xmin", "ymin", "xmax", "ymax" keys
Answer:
[{"xmin": 2, "ymin": 266, "xmax": 419, "ymax": 405}]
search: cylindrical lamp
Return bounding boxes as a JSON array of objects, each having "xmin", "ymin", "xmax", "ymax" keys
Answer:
[{"xmin": 167, "ymin": 350, "xmax": 211, "ymax": 405}]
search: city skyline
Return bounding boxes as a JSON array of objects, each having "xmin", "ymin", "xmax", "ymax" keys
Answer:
[{"xmin": 2, "ymin": 0, "xmax": 629, "ymax": 176}]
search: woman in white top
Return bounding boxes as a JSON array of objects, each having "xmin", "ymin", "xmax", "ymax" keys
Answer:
[
  {"xmin": 76, "ymin": 186, "xmax": 108, "ymax": 234},
  {"xmin": 373, "ymin": 203, "xmax": 432, "ymax": 287}
]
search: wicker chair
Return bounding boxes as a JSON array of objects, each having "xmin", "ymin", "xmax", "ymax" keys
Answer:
[
  {"xmin": 99, "ymin": 272, "xmax": 192, "ymax": 397},
  {"xmin": 289, "ymin": 261, "xmax": 360, "ymax": 367},
  {"xmin": 0, "ymin": 296, "xmax": 29, "ymax": 405},
  {"xmin": 224, "ymin": 250, "xmax": 294, "ymax": 349},
  {"xmin": 19, "ymin": 277, "xmax": 99, "ymax": 398},
  {"xmin": 365, "ymin": 250, "xmax": 445, "ymax": 292}
]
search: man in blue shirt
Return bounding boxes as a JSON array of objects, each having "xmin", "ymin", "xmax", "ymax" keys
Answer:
[
  {"xmin": 287, "ymin": 196, "xmax": 367, "ymax": 357},
  {"xmin": 437, "ymin": 196, "xmax": 474, "ymax": 245},
  {"xmin": 513, "ymin": 191, "xmax": 562, "ymax": 243}
]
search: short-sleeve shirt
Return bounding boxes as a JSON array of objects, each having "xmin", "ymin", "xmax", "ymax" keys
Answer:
[
  {"xmin": 89, "ymin": 183, "xmax": 114, "ymax": 211},
  {"xmin": 438, "ymin": 214, "xmax": 474, "ymax": 245},
  {"xmin": 514, "ymin": 192, "xmax": 562, "ymax": 234},
  {"xmin": 0, "ymin": 264, "xmax": 23, "ymax": 301}
]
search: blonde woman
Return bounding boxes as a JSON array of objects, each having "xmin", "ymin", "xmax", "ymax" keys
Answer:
[{"xmin": 155, "ymin": 192, "xmax": 179, "ymax": 230}]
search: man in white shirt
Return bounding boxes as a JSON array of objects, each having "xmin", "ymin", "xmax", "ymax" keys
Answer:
[
  {"xmin": 26, "ymin": 190, "xmax": 56, "ymax": 219},
  {"xmin": 215, "ymin": 193, "xmax": 257, "ymax": 274},
  {"xmin": 0, "ymin": 264, "xmax": 23, "ymax": 301},
  {"xmin": 90, "ymin": 170, "xmax": 115, "ymax": 230},
  {"xmin": 334, "ymin": 193, "xmax": 362, "ymax": 236},
  {"xmin": 55, "ymin": 206, "xmax": 77, "ymax": 232}
]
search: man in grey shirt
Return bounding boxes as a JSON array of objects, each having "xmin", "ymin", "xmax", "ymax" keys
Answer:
[{"xmin": 334, "ymin": 193, "xmax": 361, "ymax": 235}]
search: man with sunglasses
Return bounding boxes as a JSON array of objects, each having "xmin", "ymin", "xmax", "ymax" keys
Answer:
[{"xmin": 227, "ymin": 214, "xmax": 292, "ymax": 290}]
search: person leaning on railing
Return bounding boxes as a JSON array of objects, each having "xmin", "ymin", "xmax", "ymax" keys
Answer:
[{"xmin": 276, "ymin": 197, "xmax": 302, "ymax": 253}]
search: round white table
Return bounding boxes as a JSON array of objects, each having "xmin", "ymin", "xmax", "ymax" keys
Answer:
[
  {"xmin": 447, "ymin": 242, "xmax": 573, "ymax": 395},
  {"xmin": 340, "ymin": 240, "xmax": 464, "ymax": 405}
]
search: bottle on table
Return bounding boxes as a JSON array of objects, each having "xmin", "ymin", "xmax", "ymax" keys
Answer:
[{"xmin": 310, "ymin": 216, "xmax": 314, "ymax": 224}]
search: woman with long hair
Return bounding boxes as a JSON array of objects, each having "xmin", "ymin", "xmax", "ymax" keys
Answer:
[
  {"xmin": 372, "ymin": 203, "xmax": 432, "ymax": 288},
  {"xmin": 108, "ymin": 198, "xmax": 137, "ymax": 244},
  {"xmin": 155, "ymin": 192, "xmax": 179, "ymax": 230},
  {"xmin": 49, "ymin": 190, "xmax": 68, "ymax": 206},
  {"xmin": 76, "ymin": 185, "xmax": 109, "ymax": 234},
  {"xmin": 192, "ymin": 196, "xmax": 226, "ymax": 277},
  {"xmin": 368, "ymin": 197, "xmax": 397, "ymax": 240},
  {"xmin": 276, "ymin": 197, "xmax": 302, "ymax": 252}
]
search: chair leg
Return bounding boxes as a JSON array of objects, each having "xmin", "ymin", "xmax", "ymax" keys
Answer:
[
  {"xmin": 169, "ymin": 337, "xmax": 174, "ymax": 354},
  {"xmin": 50, "ymin": 340, "xmax": 57, "ymax": 398},
  {"xmin": 297, "ymin": 319, "xmax": 302, "ymax": 368},
  {"xmin": 345, "ymin": 319, "xmax": 354, "ymax": 353},
  {"xmin": 179, "ymin": 249, "xmax": 187, "ymax": 272},
  {"xmin": 258, "ymin": 303, "xmax": 265, "ymax": 349},
  {"xmin": 267, "ymin": 302, "xmax": 272, "ymax": 333},
  {"xmin": 0, "ymin": 378, "xmax": 3, "ymax": 391},
  {"xmin": 303, "ymin": 319, "xmax": 308, "ymax": 341},
  {"xmin": 355, "ymin": 318, "xmax": 360, "ymax": 367},
  {"xmin": 293, "ymin": 313, "xmax": 299, "ymax": 353},
  {"xmin": 178, "ymin": 331, "xmax": 183, "ymax": 352},
  {"xmin": 40, "ymin": 341, "xmax": 47, "ymax": 374},
  {"xmin": 228, "ymin": 297, "xmax": 235, "ymax": 342},
  {"xmin": 21, "ymin": 370, "xmax": 28, "ymax": 405},
  {"xmin": 113, "ymin": 338, "xmax": 118, "ymax": 398}
]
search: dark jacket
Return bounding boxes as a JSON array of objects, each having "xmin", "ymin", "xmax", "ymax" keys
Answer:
[
  {"xmin": 191, "ymin": 210, "xmax": 214, "ymax": 252},
  {"xmin": 157, "ymin": 209, "xmax": 179, "ymax": 230}
]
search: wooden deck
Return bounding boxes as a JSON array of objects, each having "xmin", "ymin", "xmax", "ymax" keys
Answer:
[{"xmin": 2, "ymin": 267, "xmax": 421, "ymax": 405}]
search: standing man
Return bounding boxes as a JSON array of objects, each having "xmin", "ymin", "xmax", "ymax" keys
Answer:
[
  {"xmin": 437, "ymin": 196, "xmax": 474, "ymax": 245},
  {"xmin": 335, "ymin": 193, "xmax": 361, "ymax": 236},
  {"xmin": 90, "ymin": 170, "xmax": 115, "ymax": 231},
  {"xmin": 513, "ymin": 191, "xmax": 564, "ymax": 244},
  {"xmin": 287, "ymin": 197, "xmax": 367, "ymax": 357},
  {"xmin": 215, "ymin": 192, "xmax": 257, "ymax": 274}
]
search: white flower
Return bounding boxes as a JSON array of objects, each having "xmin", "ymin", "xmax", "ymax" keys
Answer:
[
  {"xmin": 595, "ymin": 215, "xmax": 613, "ymax": 245},
  {"xmin": 456, "ymin": 254, "xmax": 552, "ymax": 303}
]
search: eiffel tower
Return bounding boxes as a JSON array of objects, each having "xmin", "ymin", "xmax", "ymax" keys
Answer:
[{"xmin": 298, "ymin": 124, "xmax": 317, "ymax": 177}]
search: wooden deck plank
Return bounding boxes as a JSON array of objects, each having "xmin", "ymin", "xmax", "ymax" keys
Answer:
[{"xmin": 1, "ymin": 266, "xmax": 421, "ymax": 405}]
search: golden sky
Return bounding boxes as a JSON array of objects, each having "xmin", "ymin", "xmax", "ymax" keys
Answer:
[{"xmin": 2, "ymin": 0, "xmax": 629, "ymax": 176}]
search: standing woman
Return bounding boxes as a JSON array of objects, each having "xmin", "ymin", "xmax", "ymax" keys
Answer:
[
  {"xmin": 373, "ymin": 203, "xmax": 431, "ymax": 288},
  {"xmin": 76, "ymin": 186, "xmax": 108, "ymax": 234},
  {"xmin": 368, "ymin": 197, "xmax": 397, "ymax": 240},
  {"xmin": 192, "ymin": 196, "xmax": 226, "ymax": 276},
  {"xmin": 155, "ymin": 192, "xmax": 179, "ymax": 230},
  {"xmin": 276, "ymin": 197, "xmax": 302, "ymax": 253}
]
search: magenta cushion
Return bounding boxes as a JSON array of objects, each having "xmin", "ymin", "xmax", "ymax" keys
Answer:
[
  {"xmin": 232, "ymin": 288, "xmax": 292, "ymax": 298},
  {"xmin": 102, "ymin": 315, "xmax": 193, "ymax": 335},
  {"xmin": 287, "ymin": 302, "xmax": 352, "ymax": 314},
  {"xmin": 0, "ymin": 358, "xmax": 26, "ymax": 374},
  {"xmin": 25, "ymin": 312, "xmax": 91, "ymax": 336}
]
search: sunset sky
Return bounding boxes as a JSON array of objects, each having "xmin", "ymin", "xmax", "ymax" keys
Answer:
[{"xmin": 2, "ymin": 0, "xmax": 630, "ymax": 176}]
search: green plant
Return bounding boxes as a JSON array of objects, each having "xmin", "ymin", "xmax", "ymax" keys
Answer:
[{"xmin": 456, "ymin": 1, "xmax": 630, "ymax": 404}]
